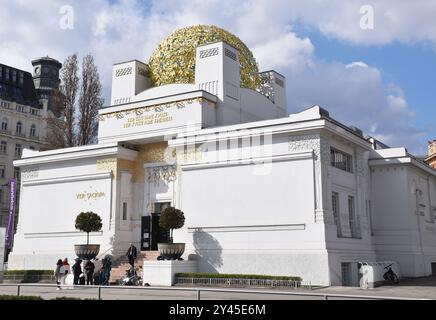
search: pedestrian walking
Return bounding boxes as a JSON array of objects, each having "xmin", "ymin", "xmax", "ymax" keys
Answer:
[
  {"xmin": 62, "ymin": 258, "xmax": 70, "ymax": 285},
  {"xmin": 54, "ymin": 259, "xmax": 65, "ymax": 290},
  {"xmin": 126, "ymin": 243, "xmax": 137, "ymax": 267}
]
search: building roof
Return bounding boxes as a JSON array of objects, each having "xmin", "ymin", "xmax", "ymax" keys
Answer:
[{"xmin": 0, "ymin": 63, "xmax": 40, "ymax": 108}]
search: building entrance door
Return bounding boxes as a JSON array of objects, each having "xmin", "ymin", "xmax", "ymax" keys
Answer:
[
  {"xmin": 141, "ymin": 202, "xmax": 171, "ymax": 251},
  {"xmin": 151, "ymin": 202, "xmax": 171, "ymax": 250}
]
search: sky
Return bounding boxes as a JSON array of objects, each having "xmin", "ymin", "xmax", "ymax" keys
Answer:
[{"xmin": 0, "ymin": 0, "xmax": 435, "ymax": 155}]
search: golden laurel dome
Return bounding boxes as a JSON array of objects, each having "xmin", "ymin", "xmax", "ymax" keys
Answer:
[{"xmin": 148, "ymin": 25, "xmax": 260, "ymax": 90}]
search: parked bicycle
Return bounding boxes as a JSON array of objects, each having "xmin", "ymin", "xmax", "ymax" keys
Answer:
[{"xmin": 383, "ymin": 263, "xmax": 399, "ymax": 284}]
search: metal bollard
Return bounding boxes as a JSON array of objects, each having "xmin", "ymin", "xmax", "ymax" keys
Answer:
[
  {"xmin": 98, "ymin": 287, "xmax": 102, "ymax": 300},
  {"xmin": 17, "ymin": 285, "xmax": 20, "ymax": 296},
  {"xmin": 197, "ymin": 290, "xmax": 201, "ymax": 300}
]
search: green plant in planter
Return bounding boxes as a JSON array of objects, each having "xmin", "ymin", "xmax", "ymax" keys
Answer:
[
  {"xmin": 75, "ymin": 211, "xmax": 102, "ymax": 245},
  {"xmin": 159, "ymin": 207, "xmax": 185, "ymax": 243}
]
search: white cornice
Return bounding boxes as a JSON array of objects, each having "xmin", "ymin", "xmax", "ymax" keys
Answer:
[
  {"xmin": 181, "ymin": 150, "xmax": 313, "ymax": 171},
  {"xmin": 369, "ymin": 156, "xmax": 436, "ymax": 177},
  {"xmin": 99, "ymin": 90, "xmax": 217, "ymax": 115},
  {"xmin": 14, "ymin": 143, "xmax": 137, "ymax": 167}
]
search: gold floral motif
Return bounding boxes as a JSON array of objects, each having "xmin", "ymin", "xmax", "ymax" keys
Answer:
[
  {"xmin": 96, "ymin": 158, "xmax": 117, "ymax": 174},
  {"xmin": 148, "ymin": 25, "xmax": 261, "ymax": 90}
]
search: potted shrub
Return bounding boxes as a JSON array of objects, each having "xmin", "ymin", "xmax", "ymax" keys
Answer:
[
  {"xmin": 74, "ymin": 211, "xmax": 103, "ymax": 260},
  {"xmin": 158, "ymin": 206, "xmax": 185, "ymax": 260}
]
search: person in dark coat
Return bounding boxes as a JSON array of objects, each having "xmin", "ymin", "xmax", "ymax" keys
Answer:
[
  {"xmin": 84, "ymin": 260, "xmax": 95, "ymax": 285},
  {"xmin": 126, "ymin": 243, "xmax": 137, "ymax": 267},
  {"xmin": 101, "ymin": 256, "xmax": 112, "ymax": 286},
  {"xmin": 72, "ymin": 258, "xmax": 82, "ymax": 285}
]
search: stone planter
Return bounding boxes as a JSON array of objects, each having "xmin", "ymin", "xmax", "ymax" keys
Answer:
[
  {"xmin": 74, "ymin": 244, "xmax": 100, "ymax": 260},
  {"xmin": 157, "ymin": 243, "xmax": 185, "ymax": 260}
]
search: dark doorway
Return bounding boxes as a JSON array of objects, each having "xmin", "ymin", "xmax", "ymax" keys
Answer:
[
  {"xmin": 141, "ymin": 202, "xmax": 171, "ymax": 250},
  {"xmin": 431, "ymin": 263, "xmax": 436, "ymax": 276}
]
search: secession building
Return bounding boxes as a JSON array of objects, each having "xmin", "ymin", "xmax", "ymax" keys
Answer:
[
  {"xmin": 7, "ymin": 26, "xmax": 436, "ymax": 286},
  {"xmin": 0, "ymin": 57, "xmax": 61, "ymax": 227}
]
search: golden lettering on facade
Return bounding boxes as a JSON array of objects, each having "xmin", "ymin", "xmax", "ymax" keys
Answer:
[{"xmin": 76, "ymin": 191, "xmax": 106, "ymax": 201}]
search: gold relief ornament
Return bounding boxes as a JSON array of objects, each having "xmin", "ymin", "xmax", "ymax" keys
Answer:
[
  {"xmin": 98, "ymin": 97, "xmax": 207, "ymax": 122},
  {"xmin": 148, "ymin": 25, "xmax": 261, "ymax": 90},
  {"xmin": 96, "ymin": 158, "xmax": 117, "ymax": 174}
]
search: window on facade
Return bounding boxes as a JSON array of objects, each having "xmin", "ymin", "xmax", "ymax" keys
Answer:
[
  {"xmin": 5, "ymin": 68, "xmax": 9, "ymax": 81},
  {"xmin": 331, "ymin": 148, "xmax": 353, "ymax": 173},
  {"xmin": 0, "ymin": 141, "xmax": 7, "ymax": 154},
  {"xmin": 30, "ymin": 124, "xmax": 36, "ymax": 137},
  {"xmin": 348, "ymin": 196, "xmax": 359, "ymax": 238},
  {"xmin": 12, "ymin": 70, "xmax": 16, "ymax": 83},
  {"xmin": 1, "ymin": 118, "xmax": 7, "ymax": 131},
  {"xmin": 15, "ymin": 144, "xmax": 22, "ymax": 157},
  {"xmin": 16, "ymin": 122, "xmax": 22, "ymax": 134},
  {"xmin": 0, "ymin": 165, "xmax": 5, "ymax": 178},
  {"xmin": 332, "ymin": 192, "xmax": 342, "ymax": 237},
  {"xmin": 19, "ymin": 72, "xmax": 24, "ymax": 86},
  {"xmin": 367, "ymin": 200, "xmax": 374, "ymax": 236},
  {"xmin": 14, "ymin": 167, "xmax": 20, "ymax": 180},
  {"xmin": 122, "ymin": 202, "xmax": 128, "ymax": 220},
  {"xmin": 0, "ymin": 188, "xmax": 2, "ymax": 204}
]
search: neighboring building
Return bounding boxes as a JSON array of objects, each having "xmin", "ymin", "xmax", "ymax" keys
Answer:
[
  {"xmin": 426, "ymin": 140, "xmax": 436, "ymax": 169},
  {"xmin": 0, "ymin": 57, "xmax": 61, "ymax": 227},
  {"xmin": 8, "ymin": 26, "xmax": 436, "ymax": 286}
]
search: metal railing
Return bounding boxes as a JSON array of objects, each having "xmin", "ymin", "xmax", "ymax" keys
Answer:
[
  {"xmin": 0, "ymin": 283, "xmax": 427, "ymax": 300},
  {"xmin": 175, "ymin": 277, "xmax": 312, "ymax": 289},
  {"xmin": 1, "ymin": 274, "xmax": 56, "ymax": 282}
]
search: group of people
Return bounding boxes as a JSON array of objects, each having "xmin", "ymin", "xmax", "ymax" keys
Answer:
[
  {"xmin": 54, "ymin": 256, "xmax": 112, "ymax": 289},
  {"xmin": 53, "ymin": 244, "xmax": 138, "ymax": 289}
]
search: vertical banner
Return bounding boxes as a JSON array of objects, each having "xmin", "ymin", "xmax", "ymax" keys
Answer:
[{"xmin": 5, "ymin": 178, "xmax": 16, "ymax": 250}]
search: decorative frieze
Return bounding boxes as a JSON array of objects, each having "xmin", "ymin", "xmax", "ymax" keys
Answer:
[
  {"xmin": 147, "ymin": 165, "xmax": 176, "ymax": 183},
  {"xmin": 21, "ymin": 168, "xmax": 39, "ymax": 180},
  {"xmin": 98, "ymin": 97, "xmax": 212, "ymax": 122}
]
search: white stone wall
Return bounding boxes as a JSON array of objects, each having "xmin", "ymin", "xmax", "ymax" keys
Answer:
[{"xmin": 370, "ymin": 162, "xmax": 436, "ymax": 278}]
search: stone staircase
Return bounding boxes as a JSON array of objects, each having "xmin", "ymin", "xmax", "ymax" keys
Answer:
[{"xmin": 109, "ymin": 251, "xmax": 160, "ymax": 284}]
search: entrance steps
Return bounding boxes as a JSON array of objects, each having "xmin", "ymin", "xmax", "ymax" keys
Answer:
[{"xmin": 109, "ymin": 251, "xmax": 160, "ymax": 284}]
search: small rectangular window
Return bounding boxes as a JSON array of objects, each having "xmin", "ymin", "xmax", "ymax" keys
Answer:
[
  {"xmin": 15, "ymin": 144, "xmax": 22, "ymax": 157},
  {"xmin": 332, "ymin": 192, "xmax": 342, "ymax": 237},
  {"xmin": 331, "ymin": 147, "xmax": 353, "ymax": 173},
  {"xmin": 348, "ymin": 196, "xmax": 359, "ymax": 238},
  {"xmin": 122, "ymin": 202, "xmax": 128, "ymax": 220},
  {"xmin": 0, "ymin": 141, "xmax": 7, "ymax": 154},
  {"xmin": 0, "ymin": 165, "xmax": 5, "ymax": 178}
]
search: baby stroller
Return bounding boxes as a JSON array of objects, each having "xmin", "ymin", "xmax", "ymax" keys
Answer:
[
  {"xmin": 79, "ymin": 273, "xmax": 86, "ymax": 285},
  {"xmin": 119, "ymin": 267, "xmax": 138, "ymax": 286}
]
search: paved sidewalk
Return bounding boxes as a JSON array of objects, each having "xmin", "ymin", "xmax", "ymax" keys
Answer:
[
  {"xmin": 313, "ymin": 276, "xmax": 436, "ymax": 299},
  {"xmin": 0, "ymin": 276, "xmax": 435, "ymax": 300}
]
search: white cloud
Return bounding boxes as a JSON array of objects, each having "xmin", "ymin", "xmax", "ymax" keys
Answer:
[
  {"xmin": 346, "ymin": 61, "xmax": 369, "ymax": 69},
  {"xmin": 0, "ymin": 0, "xmax": 431, "ymax": 153}
]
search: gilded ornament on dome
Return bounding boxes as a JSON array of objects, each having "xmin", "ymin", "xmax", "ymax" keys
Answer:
[{"xmin": 148, "ymin": 25, "xmax": 261, "ymax": 90}]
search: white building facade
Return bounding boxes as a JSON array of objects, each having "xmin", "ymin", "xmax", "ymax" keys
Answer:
[{"xmin": 7, "ymin": 34, "xmax": 436, "ymax": 286}]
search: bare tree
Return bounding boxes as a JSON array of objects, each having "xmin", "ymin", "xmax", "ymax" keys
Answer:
[
  {"xmin": 78, "ymin": 54, "xmax": 102, "ymax": 145},
  {"xmin": 44, "ymin": 53, "xmax": 103, "ymax": 150}
]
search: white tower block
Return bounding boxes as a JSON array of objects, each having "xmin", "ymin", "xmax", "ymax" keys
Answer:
[
  {"xmin": 195, "ymin": 42, "xmax": 241, "ymax": 123},
  {"xmin": 110, "ymin": 60, "xmax": 151, "ymax": 106},
  {"xmin": 269, "ymin": 71, "xmax": 287, "ymax": 116}
]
